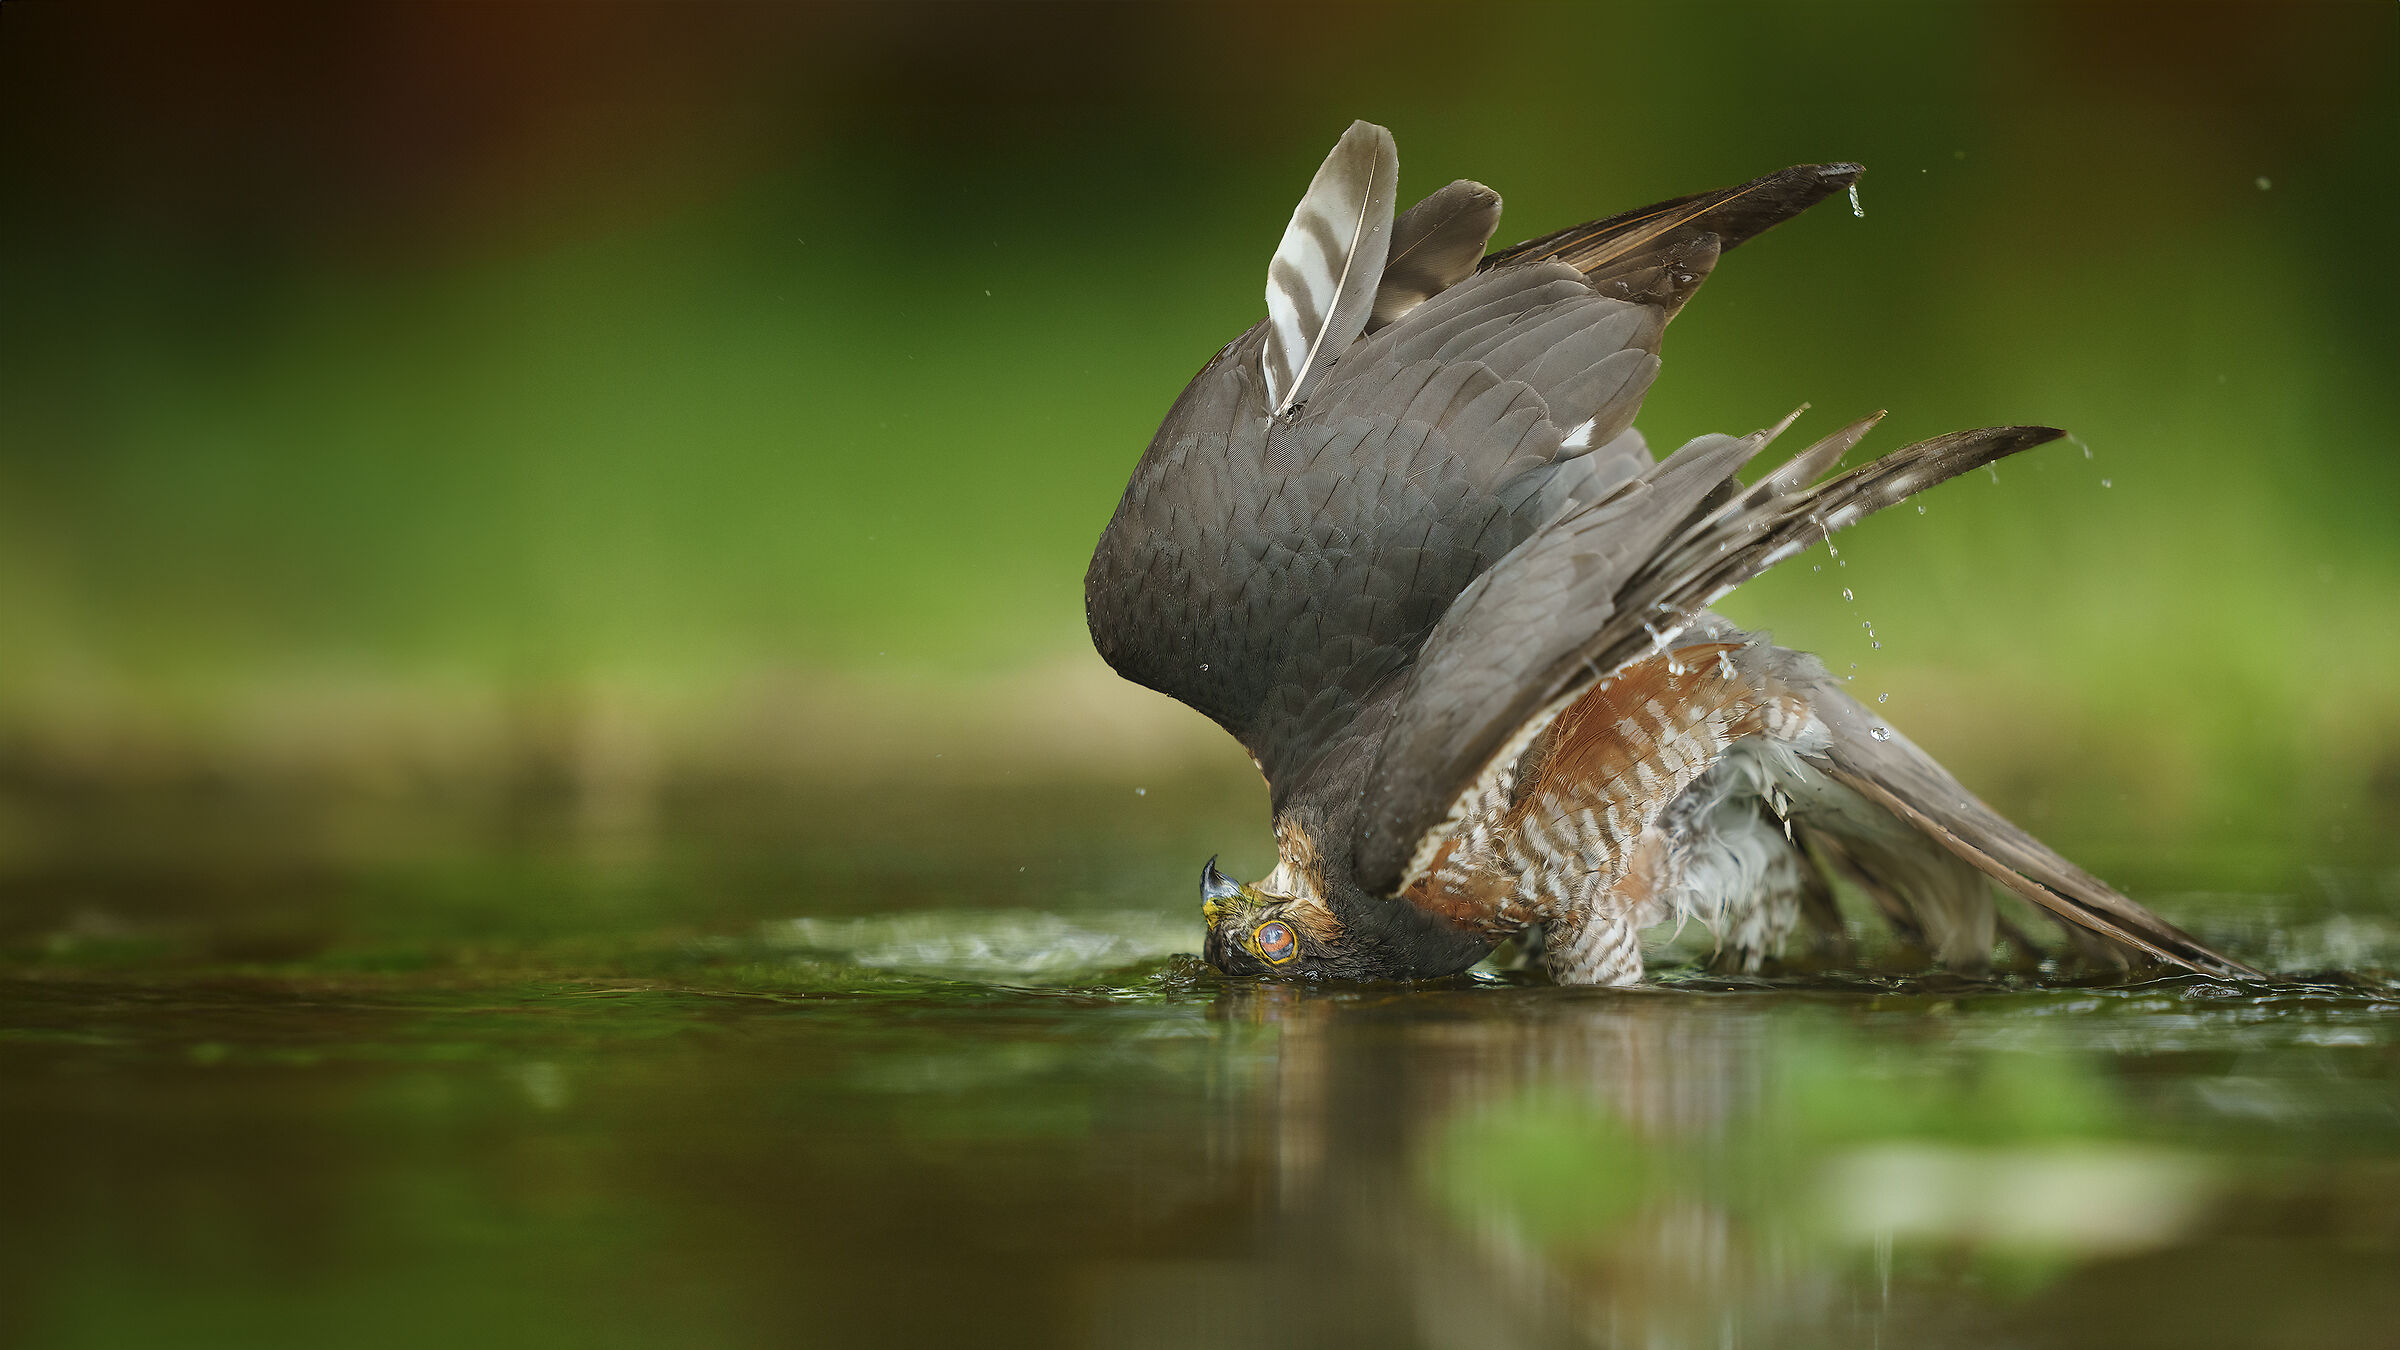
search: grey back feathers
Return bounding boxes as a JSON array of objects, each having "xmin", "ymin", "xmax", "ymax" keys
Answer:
[
  {"xmin": 1262, "ymin": 121, "xmax": 1398, "ymax": 415},
  {"xmin": 1092, "ymin": 123, "xmax": 1867, "ymax": 824}
]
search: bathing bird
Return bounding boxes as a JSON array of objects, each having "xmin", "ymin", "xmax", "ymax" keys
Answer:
[{"xmin": 1084, "ymin": 121, "xmax": 2254, "ymax": 985}]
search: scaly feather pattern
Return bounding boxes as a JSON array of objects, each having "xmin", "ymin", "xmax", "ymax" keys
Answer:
[{"xmin": 1262, "ymin": 121, "xmax": 1399, "ymax": 415}]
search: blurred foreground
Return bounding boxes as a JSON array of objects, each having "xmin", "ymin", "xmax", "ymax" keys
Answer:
[{"xmin": 3, "ymin": 781, "xmax": 2397, "ymax": 1350}]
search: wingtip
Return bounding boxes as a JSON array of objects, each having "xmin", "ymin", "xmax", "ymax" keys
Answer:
[
  {"xmin": 1340, "ymin": 118, "xmax": 1397, "ymax": 152},
  {"xmin": 1999, "ymin": 425, "xmax": 2071, "ymax": 452}
]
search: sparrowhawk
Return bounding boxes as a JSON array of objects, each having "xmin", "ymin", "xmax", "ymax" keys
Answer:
[{"xmin": 1084, "ymin": 121, "xmax": 2255, "ymax": 986}]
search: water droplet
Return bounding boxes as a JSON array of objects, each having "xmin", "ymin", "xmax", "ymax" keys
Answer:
[
  {"xmin": 1871, "ymin": 641, "xmax": 1882, "ymax": 649},
  {"xmin": 1848, "ymin": 183, "xmax": 1865, "ymax": 218},
  {"xmin": 1812, "ymin": 564, "xmax": 1822, "ymax": 573},
  {"xmin": 2101, "ymin": 478, "xmax": 2113, "ymax": 488},
  {"xmin": 1915, "ymin": 504, "xmax": 1926, "ymax": 514},
  {"xmin": 1838, "ymin": 559, "xmax": 1848, "ymax": 568},
  {"xmin": 1877, "ymin": 693, "xmax": 1890, "ymax": 704},
  {"xmin": 1841, "ymin": 587, "xmax": 1854, "ymax": 602},
  {"xmin": 1134, "ymin": 787, "xmax": 1147, "ymax": 797},
  {"xmin": 1199, "ymin": 663, "xmax": 1209, "ymax": 671},
  {"xmin": 2255, "ymin": 176, "xmax": 2272, "ymax": 191},
  {"xmin": 1871, "ymin": 726, "xmax": 1892, "ymax": 742},
  {"xmin": 1984, "ymin": 464, "xmax": 2001, "ymax": 484}
]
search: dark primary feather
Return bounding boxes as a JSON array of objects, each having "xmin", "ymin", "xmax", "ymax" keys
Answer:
[
  {"xmin": 1368, "ymin": 179, "xmax": 1502, "ymax": 334},
  {"xmin": 1485, "ymin": 162, "xmax": 1864, "ymax": 313}
]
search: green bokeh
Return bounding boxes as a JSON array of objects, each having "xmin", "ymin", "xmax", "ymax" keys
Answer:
[{"xmin": 2, "ymin": 1, "xmax": 2393, "ymax": 808}]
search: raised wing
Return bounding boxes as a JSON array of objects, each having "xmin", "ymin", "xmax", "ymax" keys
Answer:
[
  {"xmin": 1086, "ymin": 129, "xmax": 1863, "ymax": 808},
  {"xmin": 1353, "ymin": 422, "xmax": 2066, "ymax": 896}
]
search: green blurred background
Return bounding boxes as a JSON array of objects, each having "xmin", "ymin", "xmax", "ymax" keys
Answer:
[{"xmin": 2, "ymin": 0, "xmax": 2396, "ymax": 863}]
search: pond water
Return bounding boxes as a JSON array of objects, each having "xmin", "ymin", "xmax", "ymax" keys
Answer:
[{"xmin": 3, "ymin": 780, "xmax": 2396, "ymax": 1349}]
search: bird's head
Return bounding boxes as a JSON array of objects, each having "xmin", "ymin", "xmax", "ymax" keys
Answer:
[{"xmin": 1198, "ymin": 856, "xmax": 1347, "ymax": 979}]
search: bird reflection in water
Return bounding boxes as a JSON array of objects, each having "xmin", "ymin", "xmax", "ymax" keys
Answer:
[{"xmin": 1148, "ymin": 980, "xmax": 2216, "ymax": 1350}]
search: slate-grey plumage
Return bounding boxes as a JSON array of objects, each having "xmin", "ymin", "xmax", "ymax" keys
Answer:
[{"xmin": 1085, "ymin": 121, "xmax": 2256, "ymax": 986}]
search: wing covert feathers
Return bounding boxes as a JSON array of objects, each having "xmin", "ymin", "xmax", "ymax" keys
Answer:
[{"xmin": 1263, "ymin": 121, "xmax": 1399, "ymax": 415}]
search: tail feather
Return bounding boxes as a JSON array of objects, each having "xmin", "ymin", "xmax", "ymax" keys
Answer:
[
  {"xmin": 1801, "ymin": 823, "xmax": 1997, "ymax": 971},
  {"xmin": 1811, "ymin": 741, "xmax": 2258, "ymax": 977},
  {"xmin": 1785, "ymin": 670, "xmax": 2257, "ymax": 976}
]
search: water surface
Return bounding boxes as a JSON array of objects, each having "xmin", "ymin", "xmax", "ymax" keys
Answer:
[{"xmin": 3, "ymin": 782, "xmax": 2395, "ymax": 1349}]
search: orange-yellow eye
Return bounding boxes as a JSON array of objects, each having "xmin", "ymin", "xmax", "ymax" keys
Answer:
[{"xmin": 1254, "ymin": 920, "xmax": 1298, "ymax": 964}]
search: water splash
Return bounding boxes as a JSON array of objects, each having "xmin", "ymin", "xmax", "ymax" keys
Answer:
[{"xmin": 770, "ymin": 911, "xmax": 1191, "ymax": 983}]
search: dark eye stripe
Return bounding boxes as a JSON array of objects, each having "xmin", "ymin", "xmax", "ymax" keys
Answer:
[{"xmin": 1255, "ymin": 921, "xmax": 1297, "ymax": 963}]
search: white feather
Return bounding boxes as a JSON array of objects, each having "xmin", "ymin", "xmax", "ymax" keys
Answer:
[{"xmin": 1261, "ymin": 121, "xmax": 1398, "ymax": 415}]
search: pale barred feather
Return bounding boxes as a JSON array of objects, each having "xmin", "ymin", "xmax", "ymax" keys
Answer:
[{"xmin": 1262, "ymin": 121, "xmax": 1398, "ymax": 414}]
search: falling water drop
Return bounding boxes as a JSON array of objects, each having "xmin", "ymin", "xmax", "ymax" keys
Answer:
[
  {"xmin": 1915, "ymin": 504, "xmax": 1926, "ymax": 515},
  {"xmin": 1878, "ymin": 693, "xmax": 1890, "ymax": 704},
  {"xmin": 1848, "ymin": 183, "xmax": 1865, "ymax": 218},
  {"xmin": 2101, "ymin": 478, "xmax": 2113, "ymax": 488},
  {"xmin": 1871, "ymin": 726, "xmax": 1892, "ymax": 742},
  {"xmin": 1841, "ymin": 587, "xmax": 1854, "ymax": 602}
]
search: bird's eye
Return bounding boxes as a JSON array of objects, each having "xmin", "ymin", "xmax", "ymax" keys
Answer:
[{"xmin": 1253, "ymin": 920, "xmax": 1298, "ymax": 964}]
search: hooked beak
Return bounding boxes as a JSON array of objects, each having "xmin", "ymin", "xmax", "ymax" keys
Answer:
[{"xmin": 1200, "ymin": 855, "xmax": 1243, "ymax": 923}]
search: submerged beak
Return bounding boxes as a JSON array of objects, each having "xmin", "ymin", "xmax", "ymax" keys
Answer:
[{"xmin": 1200, "ymin": 855, "xmax": 1242, "ymax": 923}]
